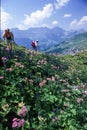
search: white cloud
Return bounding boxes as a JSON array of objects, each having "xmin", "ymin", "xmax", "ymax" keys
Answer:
[
  {"xmin": 70, "ymin": 19, "xmax": 77, "ymax": 26},
  {"xmin": 52, "ymin": 20, "xmax": 58, "ymax": 26},
  {"xmin": 64, "ymin": 13, "xmax": 71, "ymax": 18},
  {"xmin": 70, "ymin": 16, "xmax": 87, "ymax": 29},
  {"xmin": 70, "ymin": 16, "xmax": 87, "ymax": 27},
  {"xmin": 78, "ymin": 16, "xmax": 87, "ymax": 25},
  {"xmin": 16, "ymin": 24, "xmax": 26, "ymax": 30},
  {"xmin": 54, "ymin": 0, "xmax": 70, "ymax": 9},
  {"xmin": 1, "ymin": 8, "xmax": 12, "ymax": 30},
  {"xmin": 17, "ymin": 3, "xmax": 53, "ymax": 29}
]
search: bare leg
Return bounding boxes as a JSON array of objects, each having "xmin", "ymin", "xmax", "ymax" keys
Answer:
[{"xmin": 9, "ymin": 43, "xmax": 12, "ymax": 50}]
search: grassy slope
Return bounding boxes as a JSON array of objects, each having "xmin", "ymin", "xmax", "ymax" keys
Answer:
[
  {"xmin": 0, "ymin": 40, "xmax": 87, "ymax": 84},
  {"xmin": 0, "ymin": 41, "xmax": 87, "ymax": 130}
]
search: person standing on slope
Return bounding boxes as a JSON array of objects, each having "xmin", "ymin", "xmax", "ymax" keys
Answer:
[
  {"xmin": 3, "ymin": 28, "xmax": 14, "ymax": 58},
  {"xmin": 3, "ymin": 28, "xmax": 14, "ymax": 51},
  {"xmin": 31, "ymin": 40, "xmax": 38, "ymax": 51}
]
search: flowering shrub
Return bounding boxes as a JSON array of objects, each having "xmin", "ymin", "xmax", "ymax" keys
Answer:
[
  {"xmin": 0, "ymin": 42, "xmax": 87, "ymax": 130},
  {"xmin": 18, "ymin": 106, "xmax": 28, "ymax": 117},
  {"xmin": 12, "ymin": 118, "xmax": 25, "ymax": 128}
]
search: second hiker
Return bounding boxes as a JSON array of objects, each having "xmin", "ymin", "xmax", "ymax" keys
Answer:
[{"xmin": 31, "ymin": 40, "xmax": 38, "ymax": 51}]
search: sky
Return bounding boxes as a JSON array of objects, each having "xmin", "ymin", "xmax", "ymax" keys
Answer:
[{"xmin": 1, "ymin": 0, "xmax": 87, "ymax": 31}]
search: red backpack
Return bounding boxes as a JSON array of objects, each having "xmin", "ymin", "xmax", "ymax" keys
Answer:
[{"xmin": 31, "ymin": 41, "xmax": 35, "ymax": 47}]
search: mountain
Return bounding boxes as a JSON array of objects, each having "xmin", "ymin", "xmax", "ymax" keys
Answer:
[
  {"xmin": 45, "ymin": 32, "xmax": 87, "ymax": 54},
  {"xmin": 0, "ymin": 27, "xmax": 86, "ymax": 51},
  {"xmin": 0, "ymin": 27, "xmax": 70, "ymax": 50},
  {"xmin": 1, "ymin": 27, "xmax": 67, "ymax": 51}
]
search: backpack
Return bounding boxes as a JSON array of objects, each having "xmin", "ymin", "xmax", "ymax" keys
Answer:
[
  {"xmin": 31, "ymin": 41, "xmax": 35, "ymax": 47},
  {"xmin": 4, "ymin": 32, "xmax": 12, "ymax": 40},
  {"xmin": 7, "ymin": 32, "xmax": 11, "ymax": 38}
]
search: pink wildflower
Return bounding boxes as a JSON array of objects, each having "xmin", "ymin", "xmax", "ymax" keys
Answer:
[
  {"xmin": 39, "ymin": 82, "xmax": 43, "ymax": 87},
  {"xmin": 15, "ymin": 62, "xmax": 24, "ymax": 68},
  {"xmin": 42, "ymin": 80, "xmax": 47, "ymax": 84},
  {"xmin": 1, "ymin": 57, "xmax": 7, "ymax": 61},
  {"xmin": 46, "ymin": 78, "xmax": 51, "ymax": 81},
  {"xmin": 18, "ymin": 106, "xmax": 28, "ymax": 117},
  {"xmin": 29, "ymin": 79, "xmax": 34, "ymax": 84},
  {"xmin": 15, "ymin": 62, "xmax": 20, "ymax": 67},
  {"xmin": 12, "ymin": 118, "xmax": 25, "ymax": 128},
  {"xmin": 77, "ymin": 98, "xmax": 83, "ymax": 103},
  {"xmin": 6, "ymin": 68, "xmax": 12, "ymax": 72},
  {"xmin": 12, "ymin": 118, "xmax": 18, "ymax": 122},
  {"xmin": 12, "ymin": 121, "xmax": 18, "ymax": 128},
  {"xmin": 20, "ymin": 64, "xmax": 24, "ymax": 68},
  {"xmin": 39, "ymin": 80, "xmax": 47, "ymax": 87},
  {"xmin": 51, "ymin": 76, "xmax": 55, "ymax": 81},
  {"xmin": 0, "ymin": 76, "xmax": 4, "ymax": 79},
  {"xmin": 17, "ymin": 119, "xmax": 25, "ymax": 127}
]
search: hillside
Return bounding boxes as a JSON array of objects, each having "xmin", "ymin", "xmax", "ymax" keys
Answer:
[
  {"xmin": 0, "ymin": 27, "xmax": 66, "ymax": 51},
  {"xmin": 0, "ymin": 41, "xmax": 87, "ymax": 130},
  {"xmin": 46, "ymin": 32, "xmax": 87, "ymax": 54},
  {"xmin": 1, "ymin": 27, "xmax": 86, "ymax": 51}
]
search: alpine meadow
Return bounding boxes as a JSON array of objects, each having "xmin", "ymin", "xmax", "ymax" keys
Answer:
[{"xmin": 0, "ymin": 38, "xmax": 87, "ymax": 130}]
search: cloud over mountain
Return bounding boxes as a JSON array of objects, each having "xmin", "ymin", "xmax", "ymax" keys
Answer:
[{"xmin": 17, "ymin": 3, "xmax": 53, "ymax": 29}]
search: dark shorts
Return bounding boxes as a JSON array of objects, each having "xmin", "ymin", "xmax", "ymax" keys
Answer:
[{"xmin": 5, "ymin": 39, "xmax": 12, "ymax": 45}]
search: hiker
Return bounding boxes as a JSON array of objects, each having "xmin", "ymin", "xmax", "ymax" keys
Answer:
[
  {"xmin": 3, "ymin": 28, "xmax": 14, "ymax": 50},
  {"xmin": 31, "ymin": 40, "xmax": 38, "ymax": 51}
]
